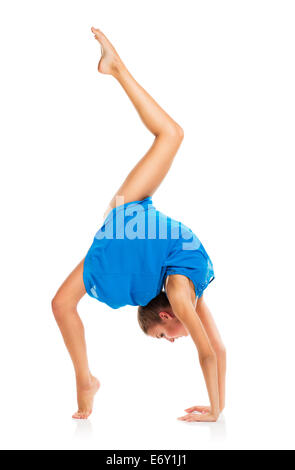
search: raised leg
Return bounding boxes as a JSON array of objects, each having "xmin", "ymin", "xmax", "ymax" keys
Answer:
[
  {"xmin": 91, "ymin": 28, "xmax": 184, "ymax": 218},
  {"xmin": 51, "ymin": 259, "xmax": 100, "ymax": 419}
]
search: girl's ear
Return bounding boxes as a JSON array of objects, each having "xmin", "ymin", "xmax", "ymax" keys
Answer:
[{"xmin": 159, "ymin": 311, "xmax": 173, "ymax": 320}]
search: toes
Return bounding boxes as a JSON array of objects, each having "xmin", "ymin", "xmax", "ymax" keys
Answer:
[
  {"xmin": 72, "ymin": 409, "xmax": 92, "ymax": 420},
  {"xmin": 72, "ymin": 413, "xmax": 86, "ymax": 420},
  {"xmin": 91, "ymin": 27, "xmax": 109, "ymax": 44},
  {"xmin": 91, "ymin": 27, "xmax": 102, "ymax": 37}
]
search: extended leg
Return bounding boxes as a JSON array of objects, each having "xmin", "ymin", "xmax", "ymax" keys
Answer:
[
  {"xmin": 91, "ymin": 28, "xmax": 184, "ymax": 218},
  {"xmin": 52, "ymin": 259, "xmax": 100, "ymax": 419}
]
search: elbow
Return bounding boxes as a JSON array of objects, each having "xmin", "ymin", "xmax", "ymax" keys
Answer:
[
  {"xmin": 216, "ymin": 345, "xmax": 226, "ymax": 362},
  {"xmin": 199, "ymin": 351, "xmax": 217, "ymax": 367}
]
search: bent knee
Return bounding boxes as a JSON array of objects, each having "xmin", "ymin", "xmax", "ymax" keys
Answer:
[
  {"xmin": 51, "ymin": 293, "xmax": 75, "ymax": 319},
  {"xmin": 166, "ymin": 123, "xmax": 184, "ymax": 141},
  {"xmin": 175, "ymin": 124, "xmax": 184, "ymax": 140},
  {"xmin": 51, "ymin": 295, "xmax": 63, "ymax": 318}
]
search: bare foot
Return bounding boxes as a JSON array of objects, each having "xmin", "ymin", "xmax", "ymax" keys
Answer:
[
  {"xmin": 72, "ymin": 376, "xmax": 100, "ymax": 420},
  {"xmin": 91, "ymin": 27, "xmax": 124, "ymax": 76}
]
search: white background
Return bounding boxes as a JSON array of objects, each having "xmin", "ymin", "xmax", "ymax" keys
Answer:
[{"xmin": 0, "ymin": 0, "xmax": 294, "ymax": 450}]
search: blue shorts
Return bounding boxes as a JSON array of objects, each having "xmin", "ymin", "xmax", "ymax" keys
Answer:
[{"xmin": 83, "ymin": 197, "xmax": 214, "ymax": 309}]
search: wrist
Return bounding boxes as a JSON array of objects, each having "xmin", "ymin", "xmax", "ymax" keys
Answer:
[
  {"xmin": 211, "ymin": 408, "xmax": 220, "ymax": 419},
  {"xmin": 219, "ymin": 400, "xmax": 225, "ymax": 414}
]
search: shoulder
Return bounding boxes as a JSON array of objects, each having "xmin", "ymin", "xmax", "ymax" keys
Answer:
[{"xmin": 165, "ymin": 274, "xmax": 196, "ymax": 307}]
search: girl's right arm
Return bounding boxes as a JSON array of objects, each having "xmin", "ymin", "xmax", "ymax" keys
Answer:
[
  {"xmin": 196, "ymin": 296, "xmax": 226, "ymax": 413},
  {"xmin": 166, "ymin": 275, "xmax": 220, "ymax": 422}
]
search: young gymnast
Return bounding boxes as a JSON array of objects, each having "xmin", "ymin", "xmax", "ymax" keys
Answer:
[{"xmin": 52, "ymin": 27, "xmax": 226, "ymax": 422}]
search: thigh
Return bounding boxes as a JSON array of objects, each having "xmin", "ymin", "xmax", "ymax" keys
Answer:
[
  {"xmin": 54, "ymin": 258, "xmax": 86, "ymax": 308},
  {"xmin": 103, "ymin": 133, "xmax": 182, "ymax": 219}
]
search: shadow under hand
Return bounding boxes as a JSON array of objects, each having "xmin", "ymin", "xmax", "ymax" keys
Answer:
[{"xmin": 204, "ymin": 415, "xmax": 227, "ymax": 441}]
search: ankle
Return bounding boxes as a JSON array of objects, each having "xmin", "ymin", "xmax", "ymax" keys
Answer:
[
  {"xmin": 112, "ymin": 60, "xmax": 127, "ymax": 79},
  {"xmin": 76, "ymin": 372, "xmax": 92, "ymax": 390}
]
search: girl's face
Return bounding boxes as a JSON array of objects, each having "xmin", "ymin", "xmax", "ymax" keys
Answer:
[{"xmin": 147, "ymin": 311, "xmax": 189, "ymax": 342}]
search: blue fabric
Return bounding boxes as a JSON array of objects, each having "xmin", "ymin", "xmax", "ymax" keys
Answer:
[{"xmin": 83, "ymin": 197, "xmax": 214, "ymax": 309}]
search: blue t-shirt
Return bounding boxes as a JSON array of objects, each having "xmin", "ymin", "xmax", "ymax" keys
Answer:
[{"xmin": 83, "ymin": 197, "xmax": 214, "ymax": 308}]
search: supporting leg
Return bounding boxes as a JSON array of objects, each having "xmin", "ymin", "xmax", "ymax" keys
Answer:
[{"xmin": 52, "ymin": 259, "xmax": 100, "ymax": 419}]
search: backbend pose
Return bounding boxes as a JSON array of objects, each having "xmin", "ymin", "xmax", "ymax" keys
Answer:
[{"xmin": 52, "ymin": 27, "xmax": 226, "ymax": 421}]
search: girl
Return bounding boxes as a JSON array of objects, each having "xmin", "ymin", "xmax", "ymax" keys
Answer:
[{"xmin": 52, "ymin": 27, "xmax": 226, "ymax": 422}]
